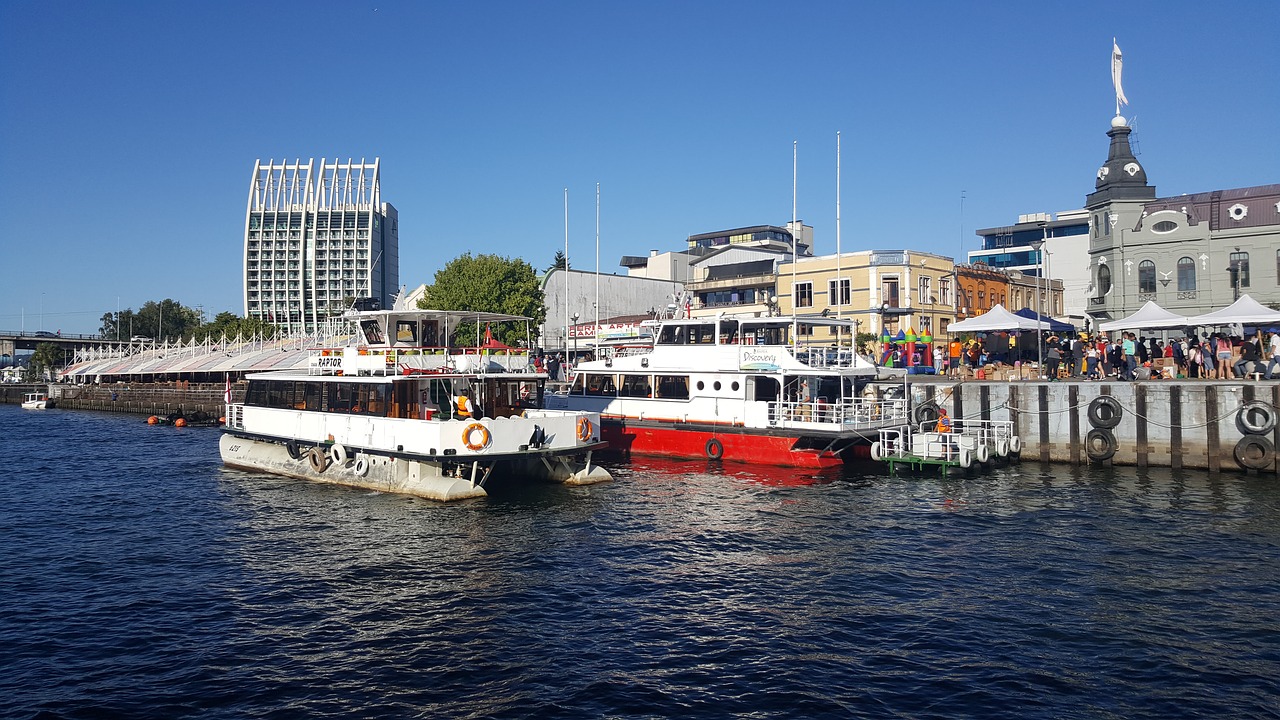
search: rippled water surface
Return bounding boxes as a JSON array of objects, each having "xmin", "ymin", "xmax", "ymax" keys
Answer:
[{"xmin": 2, "ymin": 404, "xmax": 1279, "ymax": 719}]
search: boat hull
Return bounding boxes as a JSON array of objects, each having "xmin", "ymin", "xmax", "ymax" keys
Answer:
[
  {"xmin": 220, "ymin": 432, "xmax": 611, "ymax": 502},
  {"xmin": 599, "ymin": 418, "xmax": 850, "ymax": 468}
]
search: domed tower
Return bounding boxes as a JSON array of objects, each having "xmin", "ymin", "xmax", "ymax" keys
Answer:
[{"xmin": 1086, "ymin": 116, "xmax": 1155, "ymax": 208}]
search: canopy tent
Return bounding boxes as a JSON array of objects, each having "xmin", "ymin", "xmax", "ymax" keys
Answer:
[
  {"xmin": 948, "ymin": 304, "xmax": 1048, "ymax": 332},
  {"xmin": 1186, "ymin": 294, "xmax": 1280, "ymax": 326},
  {"xmin": 1012, "ymin": 308, "xmax": 1074, "ymax": 332},
  {"xmin": 1097, "ymin": 301, "xmax": 1191, "ymax": 332}
]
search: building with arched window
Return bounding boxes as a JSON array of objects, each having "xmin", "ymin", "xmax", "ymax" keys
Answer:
[{"xmin": 1082, "ymin": 117, "xmax": 1280, "ymax": 324}]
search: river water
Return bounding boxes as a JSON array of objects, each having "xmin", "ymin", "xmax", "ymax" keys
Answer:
[{"xmin": 2, "ymin": 404, "xmax": 1278, "ymax": 719}]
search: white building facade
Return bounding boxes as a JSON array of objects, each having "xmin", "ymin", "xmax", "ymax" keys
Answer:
[{"xmin": 243, "ymin": 158, "xmax": 399, "ymax": 333}]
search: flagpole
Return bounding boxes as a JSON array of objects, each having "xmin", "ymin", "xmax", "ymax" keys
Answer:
[
  {"xmin": 791, "ymin": 140, "xmax": 797, "ymax": 323},
  {"xmin": 836, "ymin": 131, "xmax": 842, "ymax": 328},
  {"xmin": 595, "ymin": 182, "xmax": 600, "ymax": 342},
  {"xmin": 568, "ymin": 185, "xmax": 573, "ymax": 356}
]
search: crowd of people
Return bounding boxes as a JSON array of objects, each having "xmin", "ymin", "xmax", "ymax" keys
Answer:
[{"xmin": 936, "ymin": 328, "xmax": 1280, "ymax": 381}]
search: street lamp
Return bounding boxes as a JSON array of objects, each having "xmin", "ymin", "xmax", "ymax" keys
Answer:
[
  {"xmin": 570, "ymin": 312, "xmax": 580, "ymax": 366},
  {"xmin": 1029, "ymin": 233, "xmax": 1046, "ymax": 378}
]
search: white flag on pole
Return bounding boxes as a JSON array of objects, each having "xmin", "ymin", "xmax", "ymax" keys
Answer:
[{"xmin": 1112, "ymin": 40, "xmax": 1129, "ymax": 108}]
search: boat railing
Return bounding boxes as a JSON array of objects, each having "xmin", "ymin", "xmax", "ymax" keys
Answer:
[
  {"xmin": 308, "ymin": 346, "xmax": 534, "ymax": 376},
  {"xmin": 785, "ymin": 347, "xmax": 871, "ymax": 369},
  {"xmin": 767, "ymin": 397, "xmax": 908, "ymax": 430},
  {"xmin": 929, "ymin": 418, "xmax": 1015, "ymax": 450},
  {"xmin": 226, "ymin": 403, "xmax": 245, "ymax": 430}
]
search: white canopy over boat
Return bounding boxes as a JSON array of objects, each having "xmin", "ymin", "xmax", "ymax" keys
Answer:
[
  {"xmin": 1097, "ymin": 301, "xmax": 1191, "ymax": 332},
  {"xmin": 1186, "ymin": 294, "xmax": 1280, "ymax": 326},
  {"xmin": 947, "ymin": 304, "xmax": 1048, "ymax": 332}
]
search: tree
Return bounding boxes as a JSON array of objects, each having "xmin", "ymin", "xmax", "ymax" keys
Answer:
[
  {"xmin": 28, "ymin": 342, "xmax": 65, "ymax": 381},
  {"xmin": 548, "ymin": 249, "xmax": 570, "ymax": 271},
  {"xmin": 418, "ymin": 254, "xmax": 545, "ymax": 346},
  {"xmin": 189, "ymin": 312, "xmax": 278, "ymax": 342}
]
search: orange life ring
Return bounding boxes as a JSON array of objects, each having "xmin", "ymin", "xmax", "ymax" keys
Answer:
[
  {"xmin": 462, "ymin": 423, "xmax": 491, "ymax": 451},
  {"xmin": 576, "ymin": 416, "xmax": 593, "ymax": 442}
]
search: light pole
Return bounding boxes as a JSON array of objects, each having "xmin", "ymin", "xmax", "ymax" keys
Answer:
[
  {"xmin": 1030, "ymin": 232, "xmax": 1046, "ymax": 378},
  {"xmin": 571, "ymin": 312, "xmax": 580, "ymax": 367}
]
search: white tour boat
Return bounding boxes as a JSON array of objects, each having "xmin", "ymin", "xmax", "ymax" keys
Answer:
[
  {"xmin": 221, "ymin": 308, "xmax": 612, "ymax": 501},
  {"xmin": 545, "ymin": 315, "xmax": 909, "ymax": 467},
  {"xmin": 21, "ymin": 392, "xmax": 49, "ymax": 409}
]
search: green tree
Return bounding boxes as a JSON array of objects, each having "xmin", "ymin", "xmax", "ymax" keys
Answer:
[
  {"xmin": 548, "ymin": 249, "xmax": 569, "ymax": 271},
  {"xmin": 28, "ymin": 342, "xmax": 65, "ymax": 380},
  {"xmin": 189, "ymin": 312, "xmax": 278, "ymax": 342},
  {"xmin": 418, "ymin": 254, "xmax": 545, "ymax": 346}
]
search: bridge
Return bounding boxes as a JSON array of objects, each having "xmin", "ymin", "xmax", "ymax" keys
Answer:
[{"xmin": 0, "ymin": 330, "xmax": 133, "ymax": 358}]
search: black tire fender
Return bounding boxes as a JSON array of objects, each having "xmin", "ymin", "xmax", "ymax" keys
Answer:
[
  {"xmin": 1085, "ymin": 427, "xmax": 1117, "ymax": 462},
  {"xmin": 913, "ymin": 401, "xmax": 941, "ymax": 425},
  {"xmin": 1234, "ymin": 435, "xmax": 1275, "ymax": 471},
  {"xmin": 1088, "ymin": 395, "xmax": 1123, "ymax": 429},
  {"xmin": 705, "ymin": 438, "xmax": 724, "ymax": 460}
]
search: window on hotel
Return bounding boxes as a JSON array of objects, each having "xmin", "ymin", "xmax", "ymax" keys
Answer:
[
  {"xmin": 1177, "ymin": 257, "xmax": 1196, "ymax": 291},
  {"xmin": 794, "ymin": 282, "xmax": 813, "ymax": 308}
]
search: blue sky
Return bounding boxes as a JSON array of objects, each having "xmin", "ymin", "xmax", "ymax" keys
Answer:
[{"xmin": 2, "ymin": 0, "xmax": 1276, "ymax": 334}]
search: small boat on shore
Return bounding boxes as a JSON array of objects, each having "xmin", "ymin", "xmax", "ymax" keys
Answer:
[
  {"xmin": 21, "ymin": 392, "xmax": 49, "ymax": 409},
  {"xmin": 546, "ymin": 314, "xmax": 910, "ymax": 467},
  {"xmin": 221, "ymin": 307, "xmax": 611, "ymax": 501}
]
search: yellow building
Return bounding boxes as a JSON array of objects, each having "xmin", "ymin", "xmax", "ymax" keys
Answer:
[{"xmin": 777, "ymin": 250, "xmax": 958, "ymax": 341}]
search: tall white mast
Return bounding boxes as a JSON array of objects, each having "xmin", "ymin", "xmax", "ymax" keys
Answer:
[
  {"xmin": 595, "ymin": 182, "xmax": 600, "ymax": 337},
  {"xmin": 564, "ymin": 187, "xmax": 569, "ymax": 355},
  {"xmin": 836, "ymin": 131, "xmax": 842, "ymax": 324},
  {"xmin": 792, "ymin": 140, "xmax": 798, "ymax": 321}
]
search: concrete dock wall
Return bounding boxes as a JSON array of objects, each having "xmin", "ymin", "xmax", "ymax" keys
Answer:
[{"xmin": 911, "ymin": 380, "xmax": 1280, "ymax": 476}]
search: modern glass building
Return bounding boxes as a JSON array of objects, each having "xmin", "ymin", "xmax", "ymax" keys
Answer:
[{"xmin": 243, "ymin": 158, "xmax": 399, "ymax": 333}]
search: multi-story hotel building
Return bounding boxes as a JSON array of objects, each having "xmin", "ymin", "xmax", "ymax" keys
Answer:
[{"xmin": 243, "ymin": 158, "xmax": 399, "ymax": 333}]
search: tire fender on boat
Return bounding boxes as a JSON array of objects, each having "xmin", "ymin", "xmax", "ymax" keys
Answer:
[
  {"xmin": 308, "ymin": 446, "xmax": 330, "ymax": 473},
  {"xmin": 975, "ymin": 443, "xmax": 990, "ymax": 464},
  {"xmin": 1236, "ymin": 401, "xmax": 1277, "ymax": 436},
  {"xmin": 352, "ymin": 454, "xmax": 371, "ymax": 477},
  {"xmin": 286, "ymin": 440, "xmax": 302, "ymax": 460},
  {"xmin": 995, "ymin": 438, "xmax": 1010, "ymax": 457},
  {"xmin": 959, "ymin": 448, "xmax": 973, "ymax": 469},
  {"xmin": 462, "ymin": 423, "xmax": 491, "ymax": 451},
  {"xmin": 1085, "ymin": 428, "xmax": 1118, "ymax": 462},
  {"xmin": 870, "ymin": 441, "xmax": 883, "ymax": 462},
  {"xmin": 705, "ymin": 437, "xmax": 724, "ymax": 460},
  {"xmin": 1234, "ymin": 435, "xmax": 1275, "ymax": 471},
  {"xmin": 1009, "ymin": 435, "xmax": 1023, "ymax": 455},
  {"xmin": 329, "ymin": 443, "xmax": 348, "ymax": 465}
]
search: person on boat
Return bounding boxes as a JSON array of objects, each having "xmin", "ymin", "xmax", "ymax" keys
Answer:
[
  {"xmin": 935, "ymin": 407, "xmax": 953, "ymax": 433},
  {"xmin": 455, "ymin": 389, "xmax": 477, "ymax": 420}
]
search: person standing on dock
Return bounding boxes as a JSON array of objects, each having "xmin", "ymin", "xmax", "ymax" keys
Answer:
[
  {"xmin": 1122, "ymin": 333, "xmax": 1137, "ymax": 380},
  {"xmin": 1266, "ymin": 329, "xmax": 1280, "ymax": 380}
]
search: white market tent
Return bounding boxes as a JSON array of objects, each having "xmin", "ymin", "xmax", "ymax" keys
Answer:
[
  {"xmin": 1186, "ymin": 294, "xmax": 1280, "ymax": 326},
  {"xmin": 1097, "ymin": 301, "xmax": 1191, "ymax": 332},
  {"xmin": 948, "ymin": 304, "xmax": 1048, "ymax": 332}
]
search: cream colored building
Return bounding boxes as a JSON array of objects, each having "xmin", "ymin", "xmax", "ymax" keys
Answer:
[{"xmin": 778, "ymin": 250, "xmax": 958, "ymax": 341}]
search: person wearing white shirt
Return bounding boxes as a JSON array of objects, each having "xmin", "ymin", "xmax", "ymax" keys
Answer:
[{"xmin": 1266, "ymin": 330, "xmax": 1280, "ymax": 380}]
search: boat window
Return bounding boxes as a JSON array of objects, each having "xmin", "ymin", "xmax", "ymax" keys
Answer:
[
  {"xmin": 570, "ymin": 374, "xmax": 586, "ymax": 395},
  {"xmin": 585, "ymin": 374, "xmax": 617, "ymax": 397},
  {"xmin": 655, "ymin": 375, "xmax": 689, "ymax": 400},
  {"xmin": 395, "ymin": 321, "xmax": 417, "ymax": 345},
  {"xmin": 422, "ymin": 321, "xmax": 439, "ymax": 347},
  {"xmin": 618, "ymin": 374, "xmax": 652, "ymax": 398},
  {"xmin": 658, "ymin": 325, "xmax": 680, "ymax": 345},
  {"xmin": 749, "ymin": 375, "xmax": 780, "ymax": 401},
  {"xmin": 266, "ymin": 381, "xmax": 293, "ymax": 409},
  {"xmin": 718, "ymin": 319, "xmax": 739, "ymax": 344},
  {"xmin": 245, "ymin": 380, "xmax": 268, "ymax": 406},
  {"xmin": 691, "ymin": 324, "xmax": 715, "ymax": 344},
  {"xmin": 359, "ymin": 319, "xmax": 385, "ymax": 345}
]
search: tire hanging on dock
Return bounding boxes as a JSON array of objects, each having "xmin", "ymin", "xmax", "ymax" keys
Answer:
[
  {"xmin": 705, "ymin": 438, "xmax": 724, "ymax": 460},
  {"xmin": 1088, "ymin": 396, "xmax": 1123, "ymax": 429},
  {"xmin": 1234, "ymin": 435, "xmax": 1275, "ymax": 471},
  {"xmin": 1085, "ymin": 428, "xmax": 1118, "ymax": 462},
  {"xmin": 286, "ymin": 440, "xmax": 302, "ymax": 461},
  {"xmin": 912, "ymin": 401, "xmax": 941, "ymax": 426},
  {"xmin": 1236, "ymin": 401, "xmax": 1278, "ymax": 436}
]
